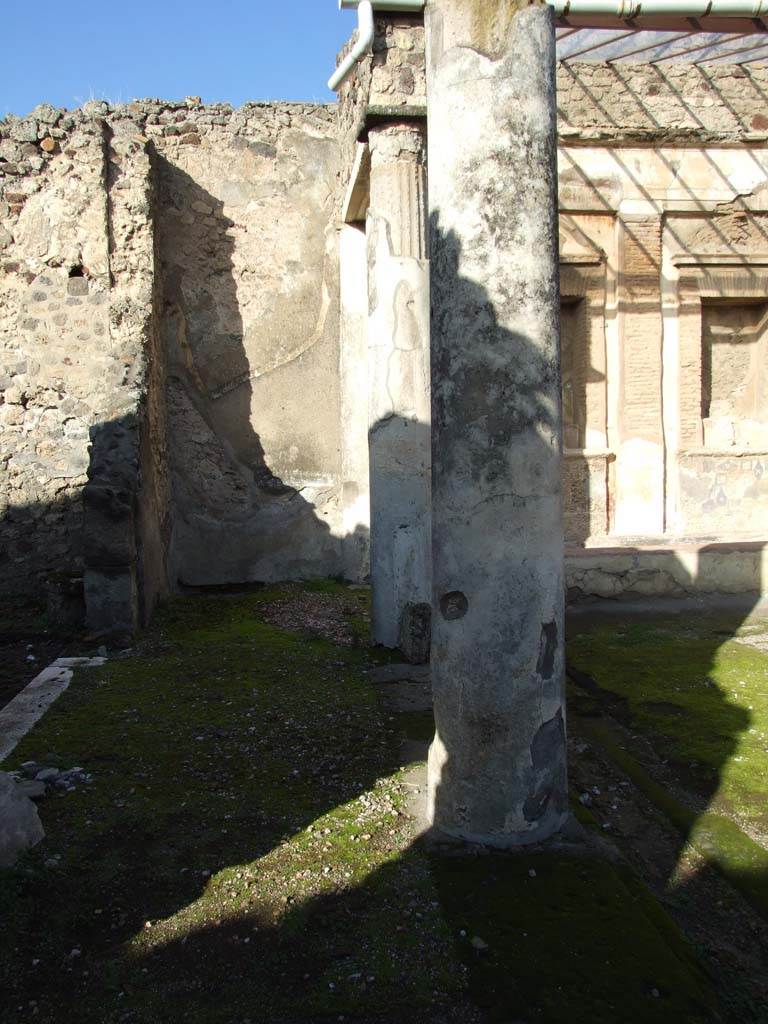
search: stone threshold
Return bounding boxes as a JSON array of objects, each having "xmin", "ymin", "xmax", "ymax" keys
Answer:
[{"xmin": 0, "ymin": 656, "xmax": 106, "ymax": 764}]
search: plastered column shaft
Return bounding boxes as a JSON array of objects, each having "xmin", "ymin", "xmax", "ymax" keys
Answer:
[
  {"xmin": 367, "ymin": 124, "xmax": 431, "ymax": 648},
  {"xmin": 426, "ymin": 0, "xmax": 568, "ymax": 845},
  {"xmin": 339, "ymin": 223, "xmax": 371, "ymax": 581}
]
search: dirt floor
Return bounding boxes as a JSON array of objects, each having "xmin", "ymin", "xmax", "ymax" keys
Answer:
[{"xmin": 1, "ymin": 584, "xmax": 768, "ymax": 1023}]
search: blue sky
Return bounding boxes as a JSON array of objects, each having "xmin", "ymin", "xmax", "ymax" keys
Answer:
[{"xmin": 3, "ymin": 1, "xmax": 358, "ymax": 118}]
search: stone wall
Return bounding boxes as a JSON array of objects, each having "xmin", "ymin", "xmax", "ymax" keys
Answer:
[
  {"xmin": 566, "ymin": 542, "xmax": 768, "ymax": 601},
  {"xmin": 1, "ymin": 97, "xmax": 343, "ymax": 628},
  {"xmin": 0, "ymin": 105, "xmax": 168, "ymax": 631},
  {"xmin": 337, "ymin": 13, "xmax": 426, "ymax": 188}
]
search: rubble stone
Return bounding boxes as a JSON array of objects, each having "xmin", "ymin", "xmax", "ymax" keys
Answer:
[{"xmin": 0, "ymin": 772, "xmax": 44, "ymax": 867}]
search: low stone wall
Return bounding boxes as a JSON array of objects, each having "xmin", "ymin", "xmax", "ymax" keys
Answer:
[{"xmin": 566, "ymin": 542, "xmax": 768, "ymax": 601}]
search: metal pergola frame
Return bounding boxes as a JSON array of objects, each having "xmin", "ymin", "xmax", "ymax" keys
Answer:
[{"xmin": 556, "ymin": 15, "xmax": 768, "ymax": 63}]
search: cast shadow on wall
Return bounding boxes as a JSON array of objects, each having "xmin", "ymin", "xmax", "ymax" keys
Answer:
[
  {"xmin": 1, "ymin": 152, "xmax": 359, "ymax": 642},
  {"xmin": 5, "ymin": 220, "xmax": 761, "ymax": 1022},
  {"xmin": 558, "ymin": 62, "xmax": 768, "ymax": 552},
  {"xmin": 154, "ymin": 156, "xmax": 352, "ymax": 589},
  {"xmin": 0, "ymin": 409, "xmax": 166, "ymax": 640}
]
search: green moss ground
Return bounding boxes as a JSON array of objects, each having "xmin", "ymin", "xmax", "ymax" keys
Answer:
[
  {"xmin": 0, "ymin": 585, "xmax": 724, "ymax": 1023},
  {"xmin": 1, "ymin": 585, "xmax": 463, "ymax": 1023},
  {"xmin": 567, "ymin": 610, "xmax": 768, "ymax": 921},
  {"xmin": 567, "ymin": 613, "xmax": 768, "ymax": 833},
  {"xmin": 432, "ymin": 852, "xmax": 716, "ymax": 1024}
]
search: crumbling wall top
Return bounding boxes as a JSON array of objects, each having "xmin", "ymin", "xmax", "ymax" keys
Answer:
[{"xmin": 0, "ymin": 98, "xmax": 336, "ymax": 186}]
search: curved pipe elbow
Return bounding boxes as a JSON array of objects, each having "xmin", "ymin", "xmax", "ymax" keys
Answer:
[{"xmin": 329, "ymin": 0, "xmax": 375, "ymax": 92}]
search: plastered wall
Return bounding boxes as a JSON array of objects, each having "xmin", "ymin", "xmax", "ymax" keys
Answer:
[{"xmin": 147, "ymin": 102, "xmax": 343, "ymax": 586}]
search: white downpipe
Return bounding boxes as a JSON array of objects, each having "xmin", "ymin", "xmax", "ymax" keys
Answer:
[
  {"xmin": 329, "ymin": 0, "xmax": 375, "ymax": 91},
  {"xmin": 329, "ymin": 0, "xmax": 426, "ymax": 92},
  {"xmin": 552, "ymin": 1, "xmax": 768, "ymax": 16}
]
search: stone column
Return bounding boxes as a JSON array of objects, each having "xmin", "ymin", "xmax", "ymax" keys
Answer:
[
  {"xmin": 366, "ymin": 123, "xmax": 431, "ymax": 650},
  {"xmin": 426, "ymin": 0, "xmax": 568, "ymax": 846}
]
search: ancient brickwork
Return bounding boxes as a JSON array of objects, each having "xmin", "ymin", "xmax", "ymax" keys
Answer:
[
  {"xmin": 557, "ymin": 62, "xmax": 768, "ymax": 143},
  {"xmin": 554, "ymin": 65, "xmax": 768, "ymax": 586},
  {"xmin": 619, "ymin": 218, "xmax": 663, "ymax": 443},
  {"xmin": 5, "ymin": 38, "xmax": 768, "ymax": 623},
  {"xmin": 369, "ymin": 17, "xmax": 427, "ymax": 109},
  {"xmin": 559, "ymin": 250, "xmax": 611, "ymax": 544},
  {"xmin": 562, "ymin": 454, "xmax": 611, "ymax": 544}
]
